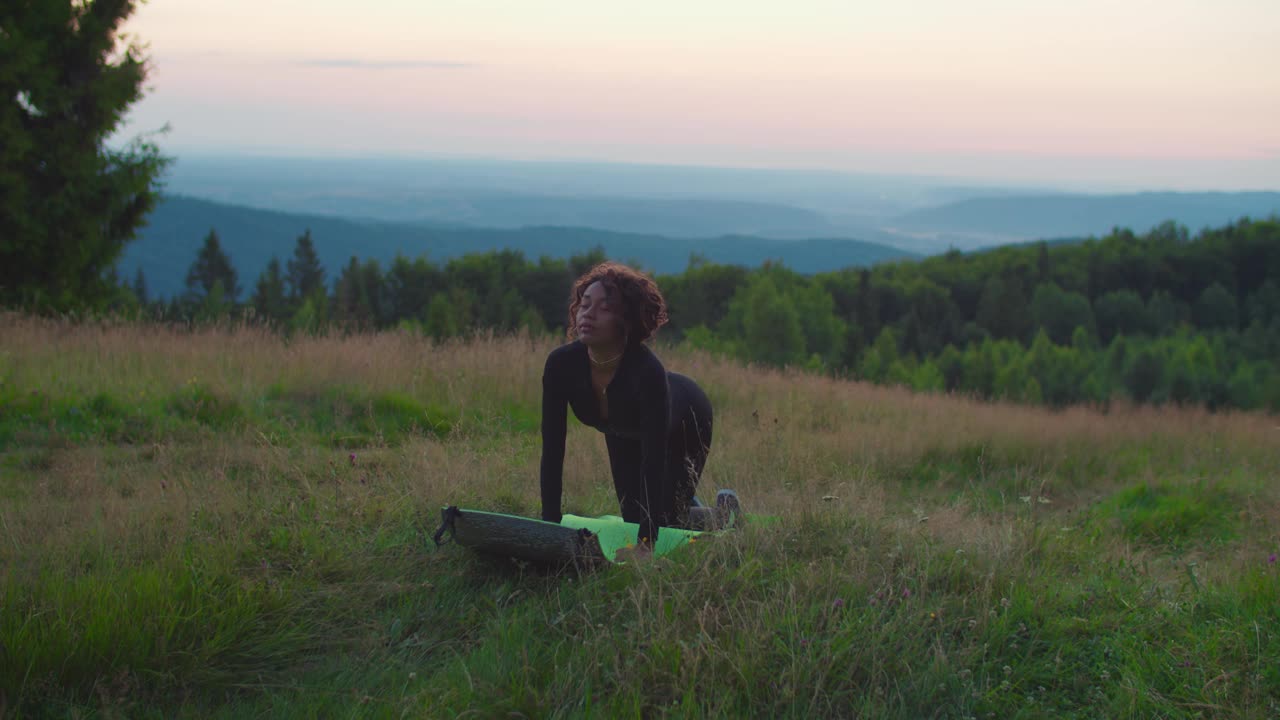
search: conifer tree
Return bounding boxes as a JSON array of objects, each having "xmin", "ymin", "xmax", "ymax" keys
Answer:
[
  {"xmin": 287, "ymin": 229, "xmax": 325, "ymax": 301},
  {"xmin": 251, "ymin": 257, "xmax": 288, "ymax": 322},
  {"xmin": 185, "ymin": 229, "xmax": 240, "ymax": 302},
  {"xmin": 1, "ymin": 0, "xmax": 168, "ymax": 310}
]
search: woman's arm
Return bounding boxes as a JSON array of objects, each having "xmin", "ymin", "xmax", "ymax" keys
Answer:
[
  {"xmin": 539, "ymin": 353, "xmax": 569, "ymax": 523},
  {"xmin": 637, "ymin": 360, "xmax": 672, "ymax": 544}
]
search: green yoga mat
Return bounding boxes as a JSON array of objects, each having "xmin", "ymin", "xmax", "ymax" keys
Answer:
[{"xmin": 432, "ymin": 506, "xmax": 705, "ymax": 566}]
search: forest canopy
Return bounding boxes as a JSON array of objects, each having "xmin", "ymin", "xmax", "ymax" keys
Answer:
[{"xmin": 121, "ymin": 216, "xmax": 1280, "ymax": 413}]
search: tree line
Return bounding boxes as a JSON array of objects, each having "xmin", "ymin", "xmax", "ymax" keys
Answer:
[{"xmin": 124, "ymin": 217, "xmax": 1280, "ymax": 413}]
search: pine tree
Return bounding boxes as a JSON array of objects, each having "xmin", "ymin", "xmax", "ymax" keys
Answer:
[
  {"xmin": 287, "ymin": 229, "xmax": 325, "ymax": 301},
  {"xmin": 251, "ymin": 257, "xmax": 287, "ymax": 323},
  {"xmin": 333, "ymin": 256, "xmax": 373, "ymax": 329},
  {"xmin": 185, "ymin": 229, "xmax": 239, "ymax": 302},
  {"xmin": 1, "ymin": 0, "xmax": 168, "ymax": 310}
]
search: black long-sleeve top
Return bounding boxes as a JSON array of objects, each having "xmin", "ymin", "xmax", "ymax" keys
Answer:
[{"xmin": 539, "ymin": 341, "xmax": 671, "ymax": 543}]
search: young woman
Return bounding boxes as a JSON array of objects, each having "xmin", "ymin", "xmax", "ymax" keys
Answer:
[{"xmin": 539, "ymin": 262, "xmax": 714, "ymax": 547}]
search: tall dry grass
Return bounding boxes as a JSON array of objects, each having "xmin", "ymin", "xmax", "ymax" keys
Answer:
[
  {"xmin": 3, "ymin": 313, "xmax": 1276, "ymax": 575},
  {"xmin": 3, "ymin": 313, "xmax": 1279, "ymax": 717}
]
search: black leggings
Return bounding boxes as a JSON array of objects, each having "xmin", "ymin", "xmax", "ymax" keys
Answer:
[{"xmin": 605, "ymin": 372, "xmax": 713, "ymax": 530}]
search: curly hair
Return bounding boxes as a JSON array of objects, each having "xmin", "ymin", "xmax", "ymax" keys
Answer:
[{"xmin": 566, "ymin": 262, "xmax": 669, "ymax": 346}]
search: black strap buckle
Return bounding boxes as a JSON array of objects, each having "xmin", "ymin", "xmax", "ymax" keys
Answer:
[{"xmin": 432, "ymin": 506, "xmax": 461, "ymax": 547}]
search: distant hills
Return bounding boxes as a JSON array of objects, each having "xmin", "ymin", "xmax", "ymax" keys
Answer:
[
  {"xmin": 320, "ymin": 190, "xmax": 841, "ymax": 239},
  {"xmin": 889, "ymin": 191, "xmax": 1280, "ymax": 247},
  {"xmin": 123, "ymin": 185, "xmax": 1280, "ymax": 299},
  {"xmin": 162, "ymin": 156, "xmax": 1280, "ymax": 255},
  {"xmin": 123, "ymin": 196, "xmax": 918, "ymax": 299},
  {"xmin": 163, "ymin": 156, "xmax": 902, "ymax": 243},
  {"xmin": 123, "ymin": 157, "xmax": 1280, "ymax": 298}
]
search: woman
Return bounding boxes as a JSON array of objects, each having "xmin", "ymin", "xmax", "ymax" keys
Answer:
[{"xmin": 540, "ymin": 262, "xmax": 714, "ymax": 548}]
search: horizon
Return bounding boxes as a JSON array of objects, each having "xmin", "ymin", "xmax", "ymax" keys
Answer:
[{"xmin": 118, "ymin": 0, "xmax": 1280, "ymax": 192}]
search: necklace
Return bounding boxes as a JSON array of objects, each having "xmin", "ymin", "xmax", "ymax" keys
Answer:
[{"xmin": 589, "ymin": 349, "xmax": 624, "ymax": 366}]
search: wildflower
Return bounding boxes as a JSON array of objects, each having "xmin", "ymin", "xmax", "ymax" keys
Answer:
[
  {"xmin": 929, "ymin": 611, "xmax": 937, "ymax": 619},
  {"xmin": 1269, "ymin": 553, "xmax": 1276, "ymax": 565},
  {"xmin": 349, "ymin": 452, "xmax": 357, "ymax": 465},
  {"xmin": 832, "ymin": 598, "xmax": 845, "ymax": 609},
  {"xmin": 902, "ymin": 588, "xmax": 911, "ymax": 599}
]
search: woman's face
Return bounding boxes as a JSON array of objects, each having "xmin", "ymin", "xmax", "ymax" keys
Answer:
[{"xmin": 576, "ymin": 281, "xmax": 626, "ymax": 348}]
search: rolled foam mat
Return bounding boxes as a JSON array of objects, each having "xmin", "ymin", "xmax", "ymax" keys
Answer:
[{"xmin": 433, "ymin": 506, "xmax": 703, "ymax": 566}]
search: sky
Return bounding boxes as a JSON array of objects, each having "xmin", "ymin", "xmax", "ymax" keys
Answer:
[{"xmin": 118, "ymin": 0, "xmax": 1280, "ymax": 190}]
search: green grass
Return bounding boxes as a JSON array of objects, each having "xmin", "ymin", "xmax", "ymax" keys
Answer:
[
  {"xmin": 1, "ymin": 318, "xmax": 1277, "ymax": 718},
  {"xmin": 1097, "ymin": 481, "xmax": 1239, "ymax": 549},
  {"xmin": 0, "ymin": 384, "xmax": 469, "ymax": 452},
  {"xmin": 256, "ymin": 385, "xmax": 460, "ymax": 448}
]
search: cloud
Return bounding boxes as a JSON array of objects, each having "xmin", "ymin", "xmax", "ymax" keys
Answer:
[{"xmin": 298, "ymin": 58, "xmax": 475, "ymax": 70}]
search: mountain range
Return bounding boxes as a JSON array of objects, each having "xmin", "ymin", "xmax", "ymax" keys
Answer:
[
  {"xmin": 163, "ymin": 156, "xmax": 1280, "ymax": 253},
  {"xmin": 123, "ymin": 156, "xmax": 1280, "ymax": 298},
  {"xmin": 123, "ymin": 196, "xmax": 917, "ymax": 299}
]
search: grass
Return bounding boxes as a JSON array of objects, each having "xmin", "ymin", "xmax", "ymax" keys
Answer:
[{"xmin": 1, "ymin": 313, "xmax": 1278, "ymax": 718}]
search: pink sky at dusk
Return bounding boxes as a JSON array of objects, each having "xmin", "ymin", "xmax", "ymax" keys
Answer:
[{"xmin": 120, "ymin": 0, "xmax": 1280, "ymax": 189}]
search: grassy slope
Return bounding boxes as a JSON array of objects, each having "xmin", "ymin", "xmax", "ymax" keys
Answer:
[{"xmin": 1, "ymin": 314, "xmax": 1277, "ymax": 718}]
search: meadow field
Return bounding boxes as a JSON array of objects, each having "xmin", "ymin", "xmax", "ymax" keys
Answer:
[{"xmin": 1, "ymin": 313, "xmax": 1277, "ymax": 718}]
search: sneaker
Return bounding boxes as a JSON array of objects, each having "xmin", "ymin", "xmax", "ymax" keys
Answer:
[
  {"xmin": 686, "ymin": 506, "xmax": 715, "ymax": 530},
  {"xmin": 715, "ymin": 489, "xmax": 743, "ymax": 529}
]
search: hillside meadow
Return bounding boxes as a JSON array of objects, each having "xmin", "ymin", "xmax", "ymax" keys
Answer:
[{"xmin": 1, "ymin": 314, "xmax": 1277, "ymax": 718}]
